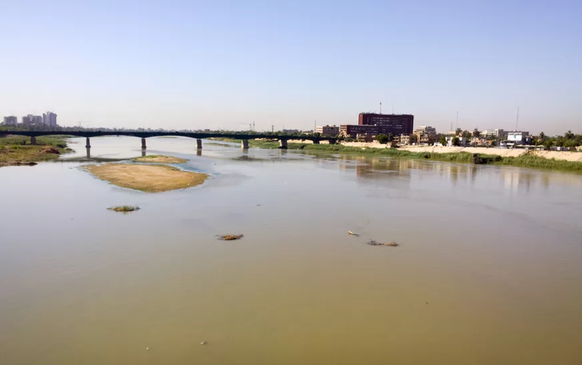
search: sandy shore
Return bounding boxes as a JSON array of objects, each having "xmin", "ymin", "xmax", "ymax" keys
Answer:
[
  {"xmin": 85, "ymin": 164, "xmax": 208, "ymax": 192},
  {"xmin": 338, "ymin": 142, "xmax": 582, "ymax": 162},
  {"xmin": 132, "ymin": 155, "xmax": 188, "ymax": 164}
]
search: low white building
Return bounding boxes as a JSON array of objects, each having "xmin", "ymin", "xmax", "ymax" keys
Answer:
[
  {"xmin": 482, "ymin": 128, "xmax": 506, "ymax": 139},
  {"xmin": 506, "ymin": 131, "xmax": 530, "ymax": 145},
  {"xmin": 446, "ymin": 136, "xmax": 467, "ymax": 147},
  {"xmin": 315, "ymin": 125, "xmax": 339, "ymax": 137}
]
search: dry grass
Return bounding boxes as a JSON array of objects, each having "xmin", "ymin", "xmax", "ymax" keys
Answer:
[{"xmin": 85, "ymin": 163, "xmax": 208, "ymax": 192}]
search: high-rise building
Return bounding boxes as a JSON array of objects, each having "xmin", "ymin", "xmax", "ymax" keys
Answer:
[
  {"xmin": 340, "ymin": 113, "xmax": 415, "ymax": 138},
  {"xmin": 22, "ymin": 114, "xmax": 40, "ymax": 126},
  {"xmin": 2, "ymin": 116, "xmax": 17, "ymax": 126},
  {"xmin": 358, "ymin": 113, "xmax": 414, "ymax": 135},
  {"xmin": 43, "ymin": 112, "xmax": 57, "ymax": 127}
]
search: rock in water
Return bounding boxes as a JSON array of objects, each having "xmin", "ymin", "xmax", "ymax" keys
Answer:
[{"xmin": 367, "ymin": 240, "xmax": 398, "ymax": 247}]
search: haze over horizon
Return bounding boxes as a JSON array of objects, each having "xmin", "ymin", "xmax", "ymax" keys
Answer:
[{"xmin": 1, "ymin": 0, "xmax": 580, "ymax": 135}]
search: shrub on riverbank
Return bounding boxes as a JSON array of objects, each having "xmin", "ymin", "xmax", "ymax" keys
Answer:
[{"xmin": 0, "ymin": 135, "xmax": 71, "ymax": 167}]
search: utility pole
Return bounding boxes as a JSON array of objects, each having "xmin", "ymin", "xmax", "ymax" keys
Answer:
[
  {"xmin": 515, "ymin": 107, "xmax": 520, "ymax": 131},
  {"xmin": 380, "ymin": 101, "xmax": 382, "ymax": 114},
  {"xmin": 272, "ymin": 125, "xmax": 274, "ymax": 133},
  {"xmin": 456, "ymin": 111, "xmax": 459, "ymax": 129}
]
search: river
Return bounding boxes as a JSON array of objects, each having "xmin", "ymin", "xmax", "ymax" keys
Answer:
[{"xmin": 1, "ymin": 136, "xmax": 581, "ymax": 364}]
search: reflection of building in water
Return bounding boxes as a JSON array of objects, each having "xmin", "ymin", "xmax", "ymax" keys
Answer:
[
  {"xmin": 502, "ymin": 170, "xmax": 534, "ymax": 193},
  {"xmin": 355, "ymin": 158, "xmax": 412, "ymax": 181}
]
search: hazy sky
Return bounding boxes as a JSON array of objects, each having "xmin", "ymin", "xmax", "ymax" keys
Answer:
[{"xmin": 1, "ymin": 0, "xmax": 581, "ymax": 134}]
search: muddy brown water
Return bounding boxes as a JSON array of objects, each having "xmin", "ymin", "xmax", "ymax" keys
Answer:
[{"xmin": 1, "ymin": 137, "xmax": 581, "ymax": 364}]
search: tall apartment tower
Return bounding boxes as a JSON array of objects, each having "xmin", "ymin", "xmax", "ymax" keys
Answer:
[{"xmin": 43, "ymin": 112, "xmax": 58, "ymax": 127}]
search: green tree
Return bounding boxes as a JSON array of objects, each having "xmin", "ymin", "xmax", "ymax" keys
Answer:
[
  {"xmin": 539, "ymin": 131, "xmax": 546, "ymax": 141},
  {"xmin": 565, "ymin": 130, "xmax": 575, "ymax": 140},
  {"xmin": 388, "ymin": 133, "xmax": 394, "ymax": 142},
  {"xmin": 452, "ymin": 136, "xmax": 460, "ymax": 146},
  {"xmin": 376, "ymin": 134, "xmax": 389, "ymax": 144},
  {"xmin": 543, "ymin": 139, "xmax": 554, "ymax": 150},
  {"xmin": 472, "ymin": 128, "xmax": 481, "ymax": 138},
  {"xmin": 462, "ymin": 130, "xmax": 472, "ymax": 139},
  {"xmin": 439, "ymin": 135, "xmax": 447, "ymax": 145},
  {"xmin": 455, "ymin": 128, "xmax": 462, "ymax": 135}
]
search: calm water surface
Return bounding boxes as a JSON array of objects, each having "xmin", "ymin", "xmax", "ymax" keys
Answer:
[{"xmin": 1, "ymin": 137, "xmax": 581, "ymax": 364}]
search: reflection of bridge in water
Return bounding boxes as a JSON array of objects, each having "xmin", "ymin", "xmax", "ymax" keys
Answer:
[{"xmin": 4, "ymin": 130, "xmax": 337, "ymax": 151}]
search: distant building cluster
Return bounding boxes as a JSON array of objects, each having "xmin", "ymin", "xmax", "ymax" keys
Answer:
[{"xmin": 2, "ymin": 112, "xmax": 58, "ymax": 127}]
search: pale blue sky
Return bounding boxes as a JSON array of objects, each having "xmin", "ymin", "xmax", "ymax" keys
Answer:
[{"xmin": 1, "ymin": 0, "xmax": 580, "ymax": 134}]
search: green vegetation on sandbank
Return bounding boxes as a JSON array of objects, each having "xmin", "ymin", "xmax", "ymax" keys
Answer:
[
  {"xmin": 132, "ymin": 155, "xmax": 188, "ymax": 164},
  {"xmin": 108, "ymin": 205, "xmax": 140, "ymax": 213},
  {"xmin": 0, "ymin": 135, "xmax": 72, "ymax": 167}
]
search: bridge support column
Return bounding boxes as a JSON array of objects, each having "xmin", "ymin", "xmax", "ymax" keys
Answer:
[
  {"xmin": 329, "ymin": 139, "xmax": 337, "ymax": 145},
  {"xmin": 312, "ymin": 140, "xmax": 320, "ymax": 144},
  {"xmin": 30, "ymin": 136, "xmax": 37, "ymax": 145},
  {"xmin": 86, "ymin": 148, "xmax": 91, "ymax": 159},
  {"xmin": 85, "ymin": 137, "xmax": 91, "ymax": 148},
  {"xmin": 279, "ymin": 139, "xmax": 288, "ymax": 149},
  {"xmin": 141, "ymin": 138, "xmax": 146, "ymax": 149},
  {"xmin": 196, "ymin": 139, "xmax": 203, "ymax": 149},
  {"xmin": 241, "ymin": 140, "xmax": 249, "ymax": 149}
]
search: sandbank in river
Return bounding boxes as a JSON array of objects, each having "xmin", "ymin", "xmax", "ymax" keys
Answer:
[{"xmin": 85, "ymin": 163, "xmax": 207, "ymax": 192}]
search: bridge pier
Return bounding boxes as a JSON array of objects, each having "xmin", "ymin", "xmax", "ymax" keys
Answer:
[
  {"xmin": 196, "ymin": 139, "xmax": 202, "ymax": 149},
  {"xmin": 30, "ymin": 136, "xmax": 37, "ymax": 145},
  {"xmin": 279, "ymin": 139, "xmax": 288, "ymax": 149},
  {"xmin": 312, "ymin": 140, "xmax": 320, "ymax": 145},
  {"xmin": 329, "ymin": 139, "xmax": 337, "ymax": 145},
  {"xmin": 241, "ymin": 140, "xmax": 249, "ymax": 149},
  {"xmin": 141, "ymin": 138, "xmax": 146, "ymax": 149},
  {"xmin": 86, "ymin": 147, "xmax": 91, "ymax": 159},
  {"xmin": 85, "ymin": 137, "xmax": 91, "ymax": 148}
]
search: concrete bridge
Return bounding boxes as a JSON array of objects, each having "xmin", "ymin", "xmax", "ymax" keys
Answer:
[{"xmin": 3, "ymin": 130, "xmax": 337, "ymax": 150}]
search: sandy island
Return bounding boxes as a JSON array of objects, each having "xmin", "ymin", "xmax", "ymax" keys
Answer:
[
  {"xmin": 132, "ymin": 155, "xmax": 188, "ymax": 164},
  {"xmin": 85, "ymin": 163, "xmax": 208, "ymax": 192}
]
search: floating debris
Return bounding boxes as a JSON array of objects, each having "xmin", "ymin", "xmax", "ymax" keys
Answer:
[
  {"xmin": 367, "ymin": 240, "xmax": 399, "ymax": 247},
  {"xmin": 219, "ymin": 234, "xmax": 244, "ymax": 241},
  {"xmin": 200, "ymin": 341, "xmax": 207, "ymax": 345},
  {"xmin": 348, "ymin": 231, "xmax": 359, "ymax": 236}
]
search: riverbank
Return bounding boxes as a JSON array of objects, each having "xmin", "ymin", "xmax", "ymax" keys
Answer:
[
  {"xmin": 0, "ymin": 135, "xmax": 71, "ymax": 167},
  {"xmin": 84, "ymin": 163, "xmax": 208, "ymax": 192},
  {"xmin": 215, "ymin": 138, "xmax": 582, "ymax": 173}
]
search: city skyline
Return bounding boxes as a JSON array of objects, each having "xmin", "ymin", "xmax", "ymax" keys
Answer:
[{"xmin": 1, "ymin": 0, "xmax": 580, "ymax": 135}]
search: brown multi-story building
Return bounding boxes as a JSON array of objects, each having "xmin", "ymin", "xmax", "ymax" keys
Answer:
[{"xmin": 358, "ymin": 113, "xmax": 414, "ymax": 135}]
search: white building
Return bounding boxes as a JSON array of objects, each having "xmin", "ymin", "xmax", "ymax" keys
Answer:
[
  {"xmin": 446, "ymin": 136, "xmax": 467, "ymax": 147},
  {"xmin": 43, "ymin": 112, "xmax": 58, "ymax": 127},
  {"xmin": 2, "ymin": 116, "xmax": 17, "ymax": 126},
  {"xmin": 315, "ymin": 125, "xmax": 339, "ymax": 137},
  {"xmin": 506, "ymin": 131, "xmax": 530, "ymax": 145},
  {"xmin": 482, "ymin": 128, "xmax": 506, "ymax": 139}
]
